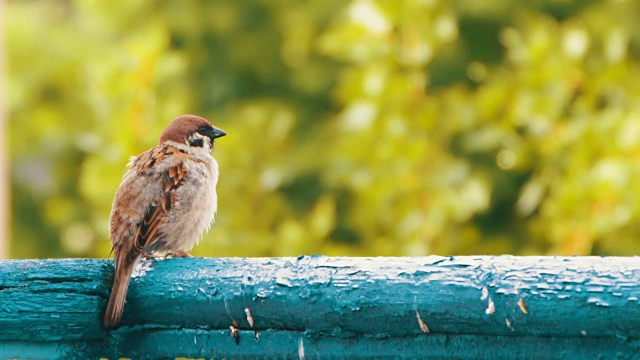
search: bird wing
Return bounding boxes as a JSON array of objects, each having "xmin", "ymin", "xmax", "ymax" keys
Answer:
[
  {"xmin": 117, "ymin": 145, "xmax": 189, "ymax": 258},
  {"xmin": 105, "ymin": 143, "xmax": 191, "ymax": 329},
  {"xmin": 132, "ymin": 164, "xmax": 186, "ymax": 253}
]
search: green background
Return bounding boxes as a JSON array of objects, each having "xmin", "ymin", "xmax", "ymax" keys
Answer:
[{"xmin": 7, "ymin": 0, "xmax": 640, "ymax": 258}]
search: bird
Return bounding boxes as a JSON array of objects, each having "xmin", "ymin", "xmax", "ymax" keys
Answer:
[{"xmin": 103, "ymin": 114, "xmax": 226, "ymax": 329}]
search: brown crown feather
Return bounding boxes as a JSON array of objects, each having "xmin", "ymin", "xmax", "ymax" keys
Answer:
[{"xmin": 158, "ymin": 115, "xmax": 213, "ymax": 145}]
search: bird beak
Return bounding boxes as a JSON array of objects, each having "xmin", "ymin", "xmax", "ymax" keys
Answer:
[{"xmin": 212, "ymin": 127, "xmax": 227, "ymax": 139}]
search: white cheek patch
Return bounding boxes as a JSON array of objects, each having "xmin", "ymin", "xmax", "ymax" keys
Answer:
[{"xmin": 187, "ymin": 132, "xmax": 212, "ymax": 150}]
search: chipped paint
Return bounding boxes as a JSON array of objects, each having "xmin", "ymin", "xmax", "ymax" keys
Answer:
[
  {"xmin": 298, "ymin": 336, "xmax": 305, "ymax": 360},
  {"xmin": 245, "ymin": 308, "xmax": 254, "ymax": 328},
  {"xmin": 505, "ymin": 318, "xmax": 514, "ymax": 330},
  {"xmin": 486, "ymin": 298, "xmax": 496, "ymax": 315},
  {"xmin": 1, "ymin": 256, "xmax": 640, "ymax": 358}
]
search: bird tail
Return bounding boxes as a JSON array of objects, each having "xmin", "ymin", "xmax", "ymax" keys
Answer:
[{"xmin": 103, "ymin": 258, "xmax": 136, "ymax": 329}]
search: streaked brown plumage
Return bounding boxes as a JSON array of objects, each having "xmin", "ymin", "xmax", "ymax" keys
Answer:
[{"xmin": 103, "ymin": 115, "xmax": 226, "ymax": 329}]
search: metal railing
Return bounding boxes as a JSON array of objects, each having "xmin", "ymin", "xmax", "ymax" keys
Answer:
[{"xmin": 1, "ymin": 256, "xmax": 638, "ymax": 359}]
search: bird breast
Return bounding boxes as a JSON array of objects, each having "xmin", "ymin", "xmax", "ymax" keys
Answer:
[{"xmin": 162, "ymin": 155, "xmax": 219, "ymax": 252}]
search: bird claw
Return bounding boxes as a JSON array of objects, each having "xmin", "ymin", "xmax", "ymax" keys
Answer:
[{"xmin": 165, "ymin": 250, "xmax": 193, "ymax": 258}]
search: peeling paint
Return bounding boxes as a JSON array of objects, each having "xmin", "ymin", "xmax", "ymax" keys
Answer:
[
  {"xmin": 587, "ymin": 297, "xmax": 610, "ymax": 307},
  {"xmin": 518, "ymin": 298, "xmax": 529, "ymax": 314},
  {"xmin": 1, "ymin": 255, "xmax": 640, "ymax": 358},
  {"xmin": 415, "ymin": 310, "xmax": 429, "ymax": 333},
  {"xmin": 131, "ymin": 259, "xmax": 154, "ymax": 278}
]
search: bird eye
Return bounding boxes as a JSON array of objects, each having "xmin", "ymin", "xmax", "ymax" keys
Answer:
[{"xmin": 197, "ymin": 125, "xmax": 212, "ymax": 134}]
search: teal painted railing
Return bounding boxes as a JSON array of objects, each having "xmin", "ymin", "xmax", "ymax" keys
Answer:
[{"xmin": 0, "ymin": 256, "xmax": 639, "ymax": 359}]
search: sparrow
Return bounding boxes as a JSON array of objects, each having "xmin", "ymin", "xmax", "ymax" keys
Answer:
[{"xmin": 103, "ymin": 114, "xmax": 226, "ymax": 329}]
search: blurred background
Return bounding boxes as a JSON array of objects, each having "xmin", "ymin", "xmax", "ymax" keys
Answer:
[{"xmin": 5, "ymin": 0, "xmax": 640, "ymax": 259}]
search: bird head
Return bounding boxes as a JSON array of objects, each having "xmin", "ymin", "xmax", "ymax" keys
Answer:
[{"xmin": 159, "ymin": 114, "xmax": 226, "ymax": 152}]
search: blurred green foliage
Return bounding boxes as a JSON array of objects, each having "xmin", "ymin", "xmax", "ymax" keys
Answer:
[{"xmin": 7, "ymin": 0, "xmax": 640, "ymax": 258}]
